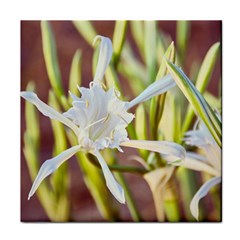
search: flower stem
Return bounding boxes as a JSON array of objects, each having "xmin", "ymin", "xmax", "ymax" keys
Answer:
[{"xmin": 87, "ymin": 154, "xmax": 148, "ymax": 174}]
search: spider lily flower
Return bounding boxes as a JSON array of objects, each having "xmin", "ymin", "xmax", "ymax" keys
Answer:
[
  {"xmin": 21, "ymin": 35, "xmax": 184, "ymax": 204},
  {"xmin": 183, "ymin": 118, "xmax": 221, "ymax": 220}
]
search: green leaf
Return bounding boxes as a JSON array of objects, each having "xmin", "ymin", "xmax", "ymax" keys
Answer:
[
  {"xmin": 176, "ymin": 21, "xmax": 190, "ymax": 65},
  {"xmin": 48, "ymin": 90, "xmax": 70, "ymax": 220},
  {"xmin": 165, "ymin": 59, "xmax": 222, "ymax": 147},
  {"xmin": 72, "ymin": 21, "xmax": 97, "ymax": 46},
  {"xmin": 118, "ymin": 43, "xmax": 147, "ymax": 96},
  {"xmin": 23, "ymin": 82, "xmax": 68, "ymax": 221},
  {"xmin": 130, "ymin": 21, "xmax": 144, "ymax": 60},
  {"xmin": 156, "ymin": 41, "xmax": 175, "ymax": 80},
  {"xmin": 105, "ymin": 64, "xmax": 121, "ymax": 92},
  {"xmin": 144, "ymin": 21, "xmax": 157, "ymax": 83},
  {"xmin": 112, "ymin": 21, "xmax": 127, "ymax": 67},
  {"xmin": 150, "ymin": 42, "xmax": 175, "ymax": 139},
  {"xmin": 135, "ymin": 104, "xmax": 148, "ymax": 158},
  {"xmin": 41, "ymin": 21, "xmax": 67, "ymax": 109},
  {"xmin": 48, "ymin": 91, "xmax": 67, "ymax": 155},
  {"xmin": 68, "ymin": 49, "xmax": 82, "ymax": 102},
  {"xmin": 159, "ymin": 93, "xmax": 181, "ymax": 143},
  {"xmin": 204, "ymin": 91, "xmax": 221, "ymax": 110},
  {"xmin": 25, "ymin": 82, "xmax": 40, "ymax": 149},
  {"xmin": 182, "ymin": 42, "xmax": 220, "ymax": 133}
]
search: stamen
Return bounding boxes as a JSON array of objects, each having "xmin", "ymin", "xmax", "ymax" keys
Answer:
[
  {"xmin": 110, "ymin": 129, "xmax": 115, "ymax": 140},
  {"xmin": 85, "ymin": 99, "xmax": 89, "ymax": 108},
  {"xmin": 84, "ymin": 114, "xmax": 109, "ymax": 130},
  {"xmin": 117, "ymin": 114, "xmax": 129, "ymax": 125}
]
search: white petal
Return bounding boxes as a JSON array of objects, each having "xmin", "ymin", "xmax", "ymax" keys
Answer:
[
  {"xmin": 126, "ymin": 74, "xmax": 175, "ymax": 110},
  {"xmin": 90, "ymin": 151, "xmax": 125, "ymax": 204},
  {"xmin": 120, "ymin": 140, "xmax": 186, "ymax": 163},
  {"xmin": 21, "ymin": 91, "xmax": 79, "ymax": 136},
  {"xmin": 182, "ymin": 152, "xmax": 219, "ymax": 176},
  {"xmin": 190, "ymin": 176, "xmax": 221, "ymax": 221},
  {"xmin": 92, "ymin": 35, "xmax": 113, "ymax": 83},
  {"xmin": 28, "ymin": 145, "xmax": 81, "ymax": 200},
  {"xmin": 202, "ymin": 144, "xmax": 221, "ymax": 173}
]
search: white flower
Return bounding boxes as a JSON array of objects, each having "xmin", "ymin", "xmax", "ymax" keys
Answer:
[
  {"xmin": 21, "ymin": 35, "xmax": 185, "ymax": 204},
  {"xmin": 183, "ymin": 118, "xmax": 221, "ymax": 220}
]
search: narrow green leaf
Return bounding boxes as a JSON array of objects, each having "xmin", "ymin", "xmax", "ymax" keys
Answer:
[
  {"xmin": 48, "ymin": 90, "xmax": 70, "ymax": 220},
  {"xmin": 156, "ymin": 42, "xmax": 175, "ymax": 80},
  {"xmin": 204, "ymin": 91, "xmax": 221, "ymax": 110},
  {"xmin": 112, "ymin": 21, "xmax": 127, "ymax": 67},
  {"xmin": 23, "ymin": 83, "xmax": 67, "ymax": 221},
  {"xmin": 150, "ymin": 42, "xmax": 175, "ymax": 139},
  {"xmin": 48, "ymin": 91, "xmax": 67, "ymax": 154},
  {"xmin": 72, "ymin": 21, "xmax": 97, "ymax": 46},
  {"xmin": 144, "ymin": 21, "xmax": 157, "ymax": 83},
  {"xmin": 130, "ymin": 21, "xmax": 144, "ymax": 60},
  {"xmin": 135, "ymin": 104, "xmax": 148, "ymax": 158},
  {"xmin": 182, "ymin": 42, "xmax": 220, "ymax": 133},
  {"xmin": 158, "ymin": 93, "xmax": 181, "ymax": 143},
  {"xmin": 41, "ymin": 21, "xmax": 66, "ymax": 108},
  {"xmin": 176, "ymin": 21, "xmax": 190, "ymax": 65},
  {"xmin": 114, "ymin": 171, "xmax": 141, "ymax": 221},
  {"xmin": 25, "ymin": 82, "xmax": 40, "ymax": 149},
  {"xmin": 105, "ymin": 63, "xmax": 121, "ymax": 92},
  {"xmin": 196, "ymin": 42, "xmax": 220, "ymax": 92},
  {"xmin": 68, "ymin": 49, "xmax": 82, "ymax": 102},
  {"xmin": 176, "ymin": 167, "xmax": 198, "ymax": 221},
  {"xmin": 165, "ymin": 59, "xmax": 222, "ymax": 147},
  {"xmin": 135, "ymin": 104, "xmax": 147, "ymax": 140},
  {"xmin": 118, "ymin": 43, "xmax": 147, "ymax": 95}
]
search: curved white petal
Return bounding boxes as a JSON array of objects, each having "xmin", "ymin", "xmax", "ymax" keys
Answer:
[
  {"xmin": 90, "ymin": 151, "xmax": 125, "ymax": 204},
  {"xmin": 21, "ymin": 91, "xmax": 79, "ymax": 136},
  {"xmin": 93, "ymin": 35, "xmax": 113, "ymax": 83},
  {"xmin": 202, "ymin": 144, "xmax": 221, "ymax": 173},
  {"xmin": 182, "ymin": 152, "xmax": 219, "ymax": 176},
  {"xmin": 126, "ymin": 74, "xmax": 175, "ymax": 110},
  {"xmin": 28, "ymin": 145, "xmax": 81, "ymax": 200},
  {"xmin": 190, "ymin": 176, "xmax": 221, "ymax": 221},
  {"xmin": 120, "ymin": 140, "xmax": 186, "ymax": 163}
]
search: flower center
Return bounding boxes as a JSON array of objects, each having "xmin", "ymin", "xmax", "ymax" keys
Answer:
[{"xmin": 64, "ymin": 84, "xmax": 134, "ymax": 151}]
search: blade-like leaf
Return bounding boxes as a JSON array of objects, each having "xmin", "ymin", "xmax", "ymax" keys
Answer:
[
  {"xmin": 72, "ymin": 21, "xmax": 97, "ymax": 46},
  {"xmin": 130, "ymin": 21, "xmax": 144, "ymax": 60},
  {"xmin": 23, "ymin": 83, "xmax": 67, "ymax": 221},
  {"xmin": 41, "ymin": 21, "xmax": 67, "ymax": 109},
  {"xmin": 105, "ymin": 63, "xmax": 121, "ymax": 92},
  {"xmin": 48, "ymin": 90, "xmax": 70, "ymax": 220},
  {"xmin": 135, "ymin": 104, "xmax": 148, "ymax": 158},
  {"xmin": 118, "ymin": 42, "xmax": 147, "ymax": 95},
  {"xmin": 68, "ymin": 49, "xmax": 82, "ymax": 102},
  {"xmin": 182, "ymin": 42, "xmax": 220, "ymax": 133},
  {"xmin": 150, "ymin": 42, "xmax": 175, "ymax": 138},
  {"xmin": 165, "ymin": 59, "xmax": 222, "ymax": 147},
  {"xmin": 25, "ymin": 82, "xmax": 40, "ymax": 149},
  {"xmin": 144, "ymin": 21, "xmax": 157, "ymax": 83},
  {"xmin": 176, "ymin": 21, "xmax": 190, "ymax": 65},
  {"xmin": 112, "ymin": 21, "xmax": 127, "ymax": 67}
]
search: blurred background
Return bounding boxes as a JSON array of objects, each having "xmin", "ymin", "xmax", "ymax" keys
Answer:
[{"xmin": 21, "ymin": 20, "xmax": 221, "ymax": 222}]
